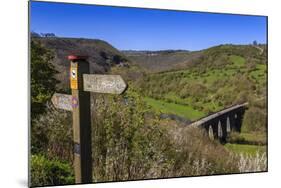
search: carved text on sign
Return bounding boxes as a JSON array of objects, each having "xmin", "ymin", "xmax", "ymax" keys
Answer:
[{"xmin": 83, "ymin": 74, "xmax": 127, "ymax": 94}]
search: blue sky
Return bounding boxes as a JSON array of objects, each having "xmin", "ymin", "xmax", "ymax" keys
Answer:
[{"xmin": 30, "ymin": 1, "xmax": 267, "ymax": 51}]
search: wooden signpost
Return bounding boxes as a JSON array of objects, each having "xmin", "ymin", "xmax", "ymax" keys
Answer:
[
  {"xmin": 83, "ymin": 74, "xmax": 127, "ymax": 94},
  {"xmin": 51, "ymin": 55, "xmax": 127, "ymax": 184}
]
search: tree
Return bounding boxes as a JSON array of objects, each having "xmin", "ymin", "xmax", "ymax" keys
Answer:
[
  {"xmin": 31, "ymin": 31, "xmax": 40, "ymax": 37},
  {"xmin": 31, "ymin": 40, "xmax": 59, "ymax": 119},
  {"xmin": 99, "ymin": 51, "xmax": 108, "ymax": 59},
  {"xmin": 253, "ymin": 40, "xmax": 258, "ymax": 46},
  {"xmin": 41, "ymin": 33, "xmax": 56, "ymax": 37},
  {"xmin": 112, "ymin": 54, "xmax": 122, "ymax": 64}
]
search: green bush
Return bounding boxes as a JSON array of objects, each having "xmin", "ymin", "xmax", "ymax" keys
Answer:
[
  {"xmin": 31, "ymin": 106, "xmax": 73, "ymax": 162},
  {"xmin": 31, "ymin": 40, "xmax": 59, "ymax": 119},
  {"xmin": 31, "ymin": 155, "xmax": 74, "ymax": 187},
  {"xmin": 242, "ymin": 106, "xmax": 267, "ymax": 132},
  {"xmin": 92, "ymin": 90, "xmax": 172, "ymax": 181}
]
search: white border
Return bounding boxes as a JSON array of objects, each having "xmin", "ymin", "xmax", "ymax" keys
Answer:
[{"xmin": 1, "ymin": 0, "xmax": 281, "ymax": 187}]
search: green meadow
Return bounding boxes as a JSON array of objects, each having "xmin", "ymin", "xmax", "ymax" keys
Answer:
[
  {"xmin": 225, "ymin": 143, "xmax": 266, "ymax": 156},
  {"xmin": 144, "ymin": 97, "xmax": 205, "ymax": 121}
]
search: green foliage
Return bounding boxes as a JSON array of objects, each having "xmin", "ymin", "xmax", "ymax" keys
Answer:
[
  {"xmin": 92, "ymin": 90, "xmax": 172, "ymax": 181},
  {"xmin": 31, "ymin": 40, "xmax": 59, "ymax": 119},
  {"xmin": 31, "ymin": 106, "xmax": 73, "ymax": 162},
  {"xmin": 31, "ymin": 40, "xmax": 73, "ymax": 187},
  {"xmin": 91, "ymin": 89, "xmax": 247, "ymax": 180},
  {"xmin": 242, "ymin": 106, "xmax": 267, "ymax": 132},
  {"xmin": 30, "ymin": 87, "xmax": 266, "ymax": 185},
  {"xmin": 31, "ymin": 154, "xmax": 74, "ymax": 187},
  {"xmin": 112, "ymin": 54, "xmax": 127, "ymax": 64}
]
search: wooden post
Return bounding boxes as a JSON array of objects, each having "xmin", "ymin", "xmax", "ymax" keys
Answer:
[
  {"xmin": 68, "ymin": 55, "xmax": 92, "ymax": 183},
  {"xmin": 51, "ymin": 55, "xmax": 127, "ymax": 184}
]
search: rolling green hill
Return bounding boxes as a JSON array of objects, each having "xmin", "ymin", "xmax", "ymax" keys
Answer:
[{"xmin": 132, "ymin": 45, "xmax": 267, "ymax": 133}]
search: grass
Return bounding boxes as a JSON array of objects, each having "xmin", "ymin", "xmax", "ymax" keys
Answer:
[
  {"xmin": 240, "ymin": 132, "xmax": 267, "ymax": 145},
  {"xmin": 228, "ymin": 132, "xmax": 267, "ymax": 145},
  {"xmin": 229, "ymin": 55, "xmax": 246, "ymax": 67},
  {"xmin": 224, "ymin": 143, "xmax": 266, "ymax": 156},
  {"xmin": 164, "ymin": 93, "xmax": 192, "ymax": 105},
  {"xmin": 144, "ymin": 97, "xmax": 205, "ymax": 121},
  {"xmin": 249, "ymin": 63, "xmax": 267, "ymax": 85}
]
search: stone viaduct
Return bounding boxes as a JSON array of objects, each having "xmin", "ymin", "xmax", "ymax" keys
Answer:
[{"xmin": 189, "ymin": 103, "xmax": 248, "ymax": 143}]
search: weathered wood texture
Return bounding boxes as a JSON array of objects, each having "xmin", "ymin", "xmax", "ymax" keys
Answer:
[
  {"xmin": 71, "ymin": 60, "xmax": 92, "ymax": 183},
  {"xmin": 83, "ymin": 74, "xmax": 127, "ymax": 94},
  {"xmin": 51, "ymin": 93, "xmax": 72, "ymax": 111}
]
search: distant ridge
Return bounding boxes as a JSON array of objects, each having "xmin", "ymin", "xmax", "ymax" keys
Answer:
[
  {"xmin": 123, "ymin": 44, "xmax": 267, "ymax": 73},
  {"xmin": 32, "ymin": 36, "xmax": 129, "ymax": 90},
  {"xmin": 32, "ymin": 36, "xmax": 267, "ymax": 88}
]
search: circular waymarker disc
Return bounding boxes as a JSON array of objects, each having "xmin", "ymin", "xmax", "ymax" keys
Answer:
[{"xmin": 72, "ymin": 97, "xmax": 79, "ymax": 108}]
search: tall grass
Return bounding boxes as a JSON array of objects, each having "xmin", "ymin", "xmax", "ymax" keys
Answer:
[{"xmin": 237, "ymin": 152, "xmax": 267, "ymax": 172}]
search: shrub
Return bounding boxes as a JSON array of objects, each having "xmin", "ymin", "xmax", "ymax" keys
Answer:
[
  {"xmin": 31, "ymin": 154, "xmax": 74, "ymax": 187},
  {"xmin": 234, "ymin": 91, "xmax": 249, "ymax": 104},
  {"xmin": 242, "ymin": 107, "xmax": 267, "ymax": 132},
  {"xmin": 31, "ymin": 40, "xmax": 59, "ymax": 119},
  {"xmin": 92, "ymin": 90, "xmax": 172, "ymax": 181},
  {"xmin": 31, "ymin": 104, "xmax": 73, "ymax": 162}
]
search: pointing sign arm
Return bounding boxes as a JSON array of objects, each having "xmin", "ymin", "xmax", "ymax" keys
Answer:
[
  {"xmin": 51, "ymin": 93, "xmax": 73, "ymax": 111},
  {"xmin": 83, "ymin": 74, "xmax": 127, "ymax": 94}
]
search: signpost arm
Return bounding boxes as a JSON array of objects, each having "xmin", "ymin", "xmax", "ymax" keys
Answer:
[{"xmin": 69, "ymin": 55, "xmax": 92, "ymax": 183}]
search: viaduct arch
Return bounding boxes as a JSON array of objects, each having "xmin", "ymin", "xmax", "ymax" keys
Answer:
[{"xmin": 189, "ymin": 103, "xmax": 248, "ymax": 143}]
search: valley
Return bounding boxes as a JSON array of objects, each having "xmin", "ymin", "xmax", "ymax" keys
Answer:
[{"xmin": 31, "ymin": 36, "xmax": 268, "ymax": 185}]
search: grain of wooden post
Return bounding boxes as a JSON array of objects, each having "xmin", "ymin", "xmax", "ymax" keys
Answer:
[{"xmin": 68, "ymin": 55, "xmax": 92, "ymax": 183}]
